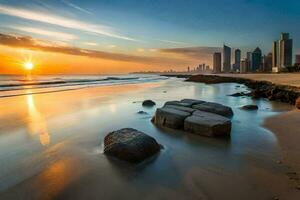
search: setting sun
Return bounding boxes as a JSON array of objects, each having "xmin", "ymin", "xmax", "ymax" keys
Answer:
[{"xmin": 24, "ymin": 61, "xmax": 34, "ymax": 70}]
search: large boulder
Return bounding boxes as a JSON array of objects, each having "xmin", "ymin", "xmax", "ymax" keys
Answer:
[
  {"xmin": 184, "ymin": 111, "xmax": 231, "ymax": 137},
  {"xmin": 142, "ymin": 100, "xmax": 156, "ymax": 107},
  {"xmin": 296, "ymin": 97, "xmax": 300, "ymax": 109},
  {"xmin": 153, "ymin": 107, "xmax": 191, "ymax": 129},
  {"xmin": 192, "ymin": 102, "xmax": 234, "ymax": 117},
  {"xmin": 104, "ymin": 128, "xmax": 161, "ymax": 163}
]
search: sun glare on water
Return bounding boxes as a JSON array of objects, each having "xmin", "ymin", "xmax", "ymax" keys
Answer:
[{"xmin": 24, "ymin": 61, "xmax": 34, "ymax": 70}]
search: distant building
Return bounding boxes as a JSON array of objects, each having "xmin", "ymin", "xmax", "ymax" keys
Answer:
[
  {"xmin": 251, "ymin": 47, "xmax": 262, "ymax": 72},
  {"xmin": 279, "ymin": 33, "xmax": 293, "ymax": 69},
  {"xmin": 262, "ymin": 53, "xmax": 272, "ymax": 72},
  {"xmin": 234, "ymin": 49, "xmax": 241, "ymax": 72},
  {"xmin": 223, "ymin": 45, "xmax": 231, "ymax": 72},
  {"xmin": 295, "ymin": 55, "xmax": 300, "ymax": 65},
  {"xmin": 240, "ymin": 58, "xmax": 249, "ymax": 73},
  {"xmin": 213, "ymin": 52, "xmax": 222, "ymax": 73},
  {"xmin": 272, "ymin": 41, "xmax": 279, "ymax": 72},
  {"xmin": 246, "ymin": 52, "xmax": 252, "ymax": 71}
]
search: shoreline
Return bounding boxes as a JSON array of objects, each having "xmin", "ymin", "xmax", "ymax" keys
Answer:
[
  {"xmin": 164, "ymin": 73, "xmax": 300, "ymax": 190},
  {"xmin": 162, "ymin": 73, "xmax": 300, "ymax": 105}
]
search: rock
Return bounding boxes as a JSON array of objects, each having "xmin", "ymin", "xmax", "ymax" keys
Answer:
[
  {"xmin": 228, "ymin": 92, "xmax": 251, "ymax": 97},
  {"xmin": 296, "ymin": 97, "xmax": 300, "ymax": 109},
  {"xmin": 184, "ymin": 111, "xmax": 232, "ymax": 137},
  {"xmin": 192, "ymin": 102, "xmax": 234, "ymax": 117},
  {"xmin": 137, "ymin": 111, "xmax": 148, "ymax": 114},
  {"xmin": 240, "ymin": 105, "xmax": 258, "ymax": 110},
  {"xmin": 104, "ymin": 128, "xmax": 160, "ymax": 163},
  {"xmin": 164, "ymin": 105, "xmax": 195, "ymax": 113},
  {"xmin": 164, "ymin": 101, "xmax": 191, "ymax": 107},
  {"xmin": 142, "ymin": 100, "xmax": 156, "ymax": 107},
  {"xmin": 180, "ymin": 99, "xmax": 206, "ymax": 106},
  {"xmin": 153, "ymin": 107, "xmax": 191, "ymax": 129}
]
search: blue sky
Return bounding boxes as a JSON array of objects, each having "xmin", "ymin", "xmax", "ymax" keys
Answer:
[{"xmin": 0, "ymin": 0, "xmax": 299, "ymax": 72}]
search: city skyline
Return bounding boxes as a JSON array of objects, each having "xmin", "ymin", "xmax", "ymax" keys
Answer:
[{"xmin": 0, "ymin": 0, "xmax": 300, "ymax": 74}]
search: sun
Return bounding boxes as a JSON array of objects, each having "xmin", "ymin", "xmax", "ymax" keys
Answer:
[{"xmin": 24, "ymin": 61, "xmax": 34, "ymax": 70}]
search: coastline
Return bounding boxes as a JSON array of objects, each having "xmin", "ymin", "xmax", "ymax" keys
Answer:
[
  {"xmin": 1, "ymin": 77, "xmax": 300, "ymax": 199},
  {"xmin": 168, "ymin": 73, "xmax": 300, "ymax": 190},
  {"xmin": 161, "ymin": 73, "xmax": 300, "ymax": 105}
]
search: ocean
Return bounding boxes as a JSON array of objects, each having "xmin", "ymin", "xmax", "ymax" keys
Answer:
[{"xmin": 0, "ymin": 74, "xmax": 167, "ymax": 98}]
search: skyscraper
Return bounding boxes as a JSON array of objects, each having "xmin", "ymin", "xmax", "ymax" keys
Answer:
[
  {"xmin": 251, "ymin": 47, "xmax": 262, "ymax": 72},
  {"xmin": 213, "ymin": 52, "xmax": 222, "ymax": 73},
  {"xmin": 234, "ymin": 49, "xmax": 241, "ymax": 72},
  {"xmin": 262, "ymin": 53, "xmax": 272, "ymax": 72},
  {"xmin": 272, "ymin": 41, "xmax": 278, "ymax": 72},
  {"xmin": 223, "ymin": 45, "xmax": 231, "ymax": 72},
  {"xmin": 246, "ymin": 52, "xmax": 252, "ymax": 71},
  {"xmin": 240, "ymin": 59, "xmax": 249, "ymax": 73},
  {"xmin": 279, "ymin": 33, "xmax": 293, "ymax": 69}
]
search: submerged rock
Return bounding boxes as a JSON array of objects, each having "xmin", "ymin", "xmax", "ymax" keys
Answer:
[
  {"xmin": 137, "ymin": 111, "xmax": 148, "ymax": 114},
  {"xmin": 104, "ymin": 128, "xmax": 160, "ymax": 163},
  {"xmin": 184, "ymin": 111, "xmax": 231, "ymax": 137},
  {"xmin": 240, "ymin": 105, "xmax": 258, "ymax": 110},
  {"xmin": 192, "ymin": 102, "xmax": 234, "ymax": 117},
  {"xmin": 228, "ymin": 92, "xmax": 251, "ymax": 97},
  {"xmin": 142, "ymin": 100, "xmax": 156, "ymax": 107}
]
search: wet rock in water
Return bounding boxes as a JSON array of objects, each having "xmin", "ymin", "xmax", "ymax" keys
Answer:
[
  {"xmin": 192, "ymin": 102, "xmax": 234, "ymax": 117},
  {"xmin": 296, "ymin": 97, "xmax": 300, "ymax": 109},
  {"xmin": 104, "ymin": 128, "xmax": 160, "ymax": 163},
  {"xmin": 240, "ymin": 105, "xmax": 258, "ymax": 110},
  {"xmin": 164, "ymin": 105, "xmax": 195, "ymax": 113},
  {"xmin": 164, "ymin": 100, "xmax": 191, "ymax": 107},
  {"xmin": 180, "ymin": 99, "xmax": 206, "ymax": 107},
  {"xmin": 153, "ymin": 99, "xmax": 233, "ymax": 137},
  {"xmin": 184, "ymin": 111, "xmax": 232, "ymax": 137},
  {"xmin": 142, "ymin": 100, "xmax": 156, "ymax": 107},
  {"xmin": 153, "ymin": 107, "xmax": 191, "ymax": 129},
  {"xmin": 228, "ymin": 92, "xmax": 251, "ymax": 97},
  {"xmin": 137, "ymin": 111, "xmax": 148, "ymax": 114}
]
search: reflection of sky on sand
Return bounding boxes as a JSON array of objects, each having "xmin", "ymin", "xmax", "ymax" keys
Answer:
[
  {"xmin": 26, "ymin": 91, "xmax": 50, "ymax": 146},
  {"xmin": 0, "ymin": 79, "xmax": 297, "ymax": 199}
]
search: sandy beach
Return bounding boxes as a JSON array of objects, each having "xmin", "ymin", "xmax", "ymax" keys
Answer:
[
  {"xmin": 218, "ymin": 73, "xmax": 300, "ymax": 87},
  {"xmin": 0, "ymin": 76, "xmax": 299, "ymax": 200}
]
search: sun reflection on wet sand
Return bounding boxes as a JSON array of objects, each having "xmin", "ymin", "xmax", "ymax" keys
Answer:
[{"xmin": 26, "ymin": 92, "xmax": 50, "ymax": 146}]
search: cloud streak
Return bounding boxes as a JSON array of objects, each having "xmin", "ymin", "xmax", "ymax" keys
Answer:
[
  {"xmin": 12, "ymin": 26, "xmax": 78, "ymax": 41},
  {"xmin": 0, "ymin": 33, "xmax": 185, "ymax": 65},
  {"xmin": 61, "ymin": 0, "xmax": 92, "ymax": 15},
  {"xmin": 0, "ymin": 4, "xmax": 135, "ymax": 41}
]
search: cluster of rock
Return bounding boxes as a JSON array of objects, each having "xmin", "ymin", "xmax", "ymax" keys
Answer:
[
  {"xmin": 152, "ymin": 99, "xmax": 233, "ymax": 137},
  {"xmin": 185, "ymin": 75, "xmax": 300, "ymax": 106},
  {"xmin": 104, "ymin": 128, "xmax": 161, "ymax": 163}
]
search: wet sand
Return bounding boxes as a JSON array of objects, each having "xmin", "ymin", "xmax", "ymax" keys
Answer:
[
  {"xmin": 264, "ymin": 110, "xmax": 300, "ymax": 176},
  {"xmin": 0, "ymin": 78, "xmax": 299, "ymax": 200}
]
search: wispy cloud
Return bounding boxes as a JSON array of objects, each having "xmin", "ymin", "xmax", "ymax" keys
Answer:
[
  {"xmin": 0, "ymin": 33, "xmax": 186, "ymax": 65},
  {"xmin": 83, "ymin": 42, "xmax": 98, "ymax": 46},
  {"xmin": 61, "ymin": 0, "xmax": 92, "ymax": 15},
  {"xmin": 157, "ymin": 39, "xmax": 189, "ymax": 45},
  {"xmin": 13, "ymin": 26, "xmax": 78, "ymax": 41},
  {"xmin": 0, "ymin": 4, "xmax": 135, "ymax": 41}
]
